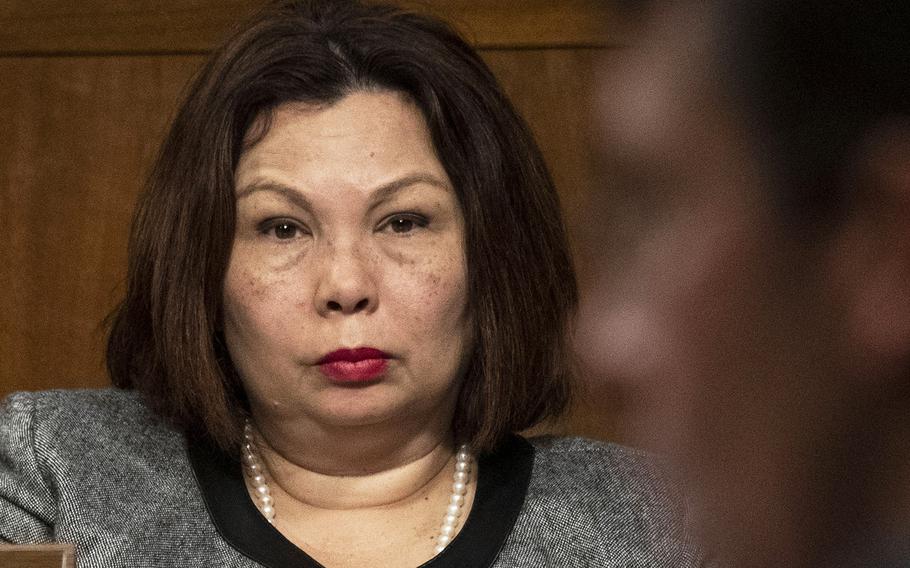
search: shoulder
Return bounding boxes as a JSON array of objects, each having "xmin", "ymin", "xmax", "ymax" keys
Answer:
[
  {"xmin": 527, "ymin": 435, "xmax": 675, "ymax": 503},
  {"xmin": 3, "ymin": 387, "xmax": 150, "ymax": 422},
  {"xmin": 1, "ymin": 388, "xmax": 182, "ymax": 468},
  {"xmin": 528, "ymin": 435, "xmax": 658, "ymax": 475},
  {"xmin": 3, "ymin": 388, "xmax": 163, "ymax": 440},
  {"xmin": 0, "ymin": 389, "xmax": 219, "ymax": 560},
  {"xmin": 0, "ymin": 388, "xmax": 175, "ymax": 545},
  {"xmin": 500, "ymin": 435, "xmax": 702, "ymax": 566}
]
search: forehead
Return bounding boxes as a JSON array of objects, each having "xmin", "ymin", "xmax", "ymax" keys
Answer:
[{"xmin": 235, "ymin": 90, "xmax": 446, "ymax": 188}]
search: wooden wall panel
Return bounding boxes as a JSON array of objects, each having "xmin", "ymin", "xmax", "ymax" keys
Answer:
[
  {"xmin": 0, "ymin": 3, "xmax": 625, "ymax": 440},
  {"xmin": 0, "ymin": 55, "xmax": 205, "ymax": 393},
  {"xmin": 0, "ymin": 1, "xmax": 628, "ymax": 55},
  {"xmin": 483, "ymin": 49, "xmax": 604, "ymax": 273},
  {"xmin": 482, "ymin": 49, "xmax": 622, "ymax": 440}
]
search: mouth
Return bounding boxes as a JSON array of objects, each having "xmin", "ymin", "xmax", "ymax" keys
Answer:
[{"xmin": 317, "ymin": 347, "xmax": 390, "ymax": 383}]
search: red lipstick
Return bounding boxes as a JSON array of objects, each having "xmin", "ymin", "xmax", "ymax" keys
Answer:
[{"xmin": 318, "ymin": 347, "xmax": 389, "ymax": 383}]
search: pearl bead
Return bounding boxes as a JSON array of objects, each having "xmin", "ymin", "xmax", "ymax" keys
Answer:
[
  {"xmin": 255, "ymin": 485, "xmax": 269, "ymax": 497},
  {"xmin": 259, "ymin": 495, "xmax": 273, "ymax": 506},
  {"xmin": 437, "ymin": 534, "xmax": 451, "ymax": 545},
  {"xmin": 446, "ymin": 503, "xmax": 462, "ymax": 516},
  {"xmin": 449, "ymin": 494, "xmax": 464, "ymax": 506},
  {"xmin": 454, "ymin": 471, "xmax": 468, "ymax": 483},
  {"xmin": 452, "ymin": 481, "xmax": 467, "ymax": 495},
  {"xmin": 246, "ymin": 462, "xmax": 262, "ymax": 474},
  {"xmin": 455, "ymin": 461, "xmax": 470, "ymax": 472},
  {"xmin": 252, "ymin": 474, "xmax": 266, "ymax": 485},
  {"xmin": 440, "ymin": 524, "xmax": 455, "ymax": 537},
  {"xmin": 443, "ymin": 514, "xmax": 458, "ymax": 527}
]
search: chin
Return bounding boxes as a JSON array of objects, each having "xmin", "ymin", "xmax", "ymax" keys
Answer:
[{"xmin": 307, "ymin": 393, "xmax": 411, "ymax": 427}]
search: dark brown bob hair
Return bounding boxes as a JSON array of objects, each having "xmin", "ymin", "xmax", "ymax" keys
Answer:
[{"xmin": 107, "ymin": 0, "xmax": 577, "ymax": 453}]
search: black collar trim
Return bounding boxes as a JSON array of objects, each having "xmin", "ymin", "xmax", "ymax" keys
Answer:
[{"xmin": 187, "ymin": 435, "xmax": 534, "ymax": 568}]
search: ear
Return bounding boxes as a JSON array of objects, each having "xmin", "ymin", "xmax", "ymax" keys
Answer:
[{"xmin": 835, "ymin": 121, "xmax": 910, "ymax": 363}]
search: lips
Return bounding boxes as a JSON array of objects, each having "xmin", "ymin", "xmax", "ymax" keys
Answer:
[{"xmin": 318, "ymin": 347, "xmax": 390, "ymax": 383}]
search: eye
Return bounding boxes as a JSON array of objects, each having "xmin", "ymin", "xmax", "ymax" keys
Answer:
[
  {"xmin": 259, "ymin": 219, "xmax": 307, "ymax": 240},
  {"xmin": 381, "ymin": 214, "xmax": 428, "ymax": 235},
  {"xmin": 390, "ymin": 218, "xmax": 416, "ymax": 234}
]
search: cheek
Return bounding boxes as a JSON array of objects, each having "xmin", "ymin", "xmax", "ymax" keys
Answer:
[
  {"xmin": 222, "ymin": 253, "xmax": 306, "ymax": 349},
  {"xmin": 383, "ymin": 248, "xmax": 469, "ymax": 339}
]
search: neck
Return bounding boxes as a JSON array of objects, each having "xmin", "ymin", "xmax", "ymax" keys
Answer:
[
  {"xmin": 249, "ymin": 388, "xmax": 459, "ymax": 477},
  {"xmin": 248, "ymin": 419, "xmax": 456, "ymax": 510}
]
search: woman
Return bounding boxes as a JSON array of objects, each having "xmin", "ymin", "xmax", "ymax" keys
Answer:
[{"xmin": 0, "ymin": 1, "xmax": 700, "ymax": 566}]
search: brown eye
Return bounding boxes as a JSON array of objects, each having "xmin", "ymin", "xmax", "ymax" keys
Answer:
[
  {"xmin": 383, "ymin": 214, "xmax": 428, "ymax": 235},
  {"xmin": 391, "ymin": 218, "xmax": 415, "ymax": 233},
  {"xmin": 259, "ymin": 219, "xmax": 306, "ymax": 240},
  {"xmin": 273, "ymin": 222, "xmax": 299, "ymax": 239}
]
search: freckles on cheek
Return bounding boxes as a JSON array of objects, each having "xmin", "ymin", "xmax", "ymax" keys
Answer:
[
  {"xmin": 421, "ymin": 263, "xmax": 469, "ymax": 320},
  {"xmin": 380, "ymin": 243, "xmax": 469, "ymax": 333},
  {"xmin": 223, "ymin": 275, "xmax": 261, "ymax": 338},
  {"xmin": 224, "ymin": 265, "xmax": 289, "ymax": 335}
]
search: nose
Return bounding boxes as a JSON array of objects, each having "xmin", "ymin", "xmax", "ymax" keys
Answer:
[{"xmin": 313, "ymin": 241, "xmax": 378, "ymax": 317}]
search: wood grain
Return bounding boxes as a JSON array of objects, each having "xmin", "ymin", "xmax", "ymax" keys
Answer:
[
  {"xmin": 0, "ymin": 544, "xmax": 75, "ymax": 568},
  {"xmin": 0, "ymin": 0, "xmax": 630, "ymax": 55},
  {"xmin": 0, "ymin": 55, "xmax": 205, "ymax": 394}
]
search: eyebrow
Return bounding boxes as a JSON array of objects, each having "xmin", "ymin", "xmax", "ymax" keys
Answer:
[{"xmin": 235, "ymin": 172, "xmax": 452, "ymax": 212}]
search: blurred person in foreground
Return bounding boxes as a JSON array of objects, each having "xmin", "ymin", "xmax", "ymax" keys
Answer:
[{"xmin": 579, "ymin": 2, "xmax": 910, "ymax": 567}]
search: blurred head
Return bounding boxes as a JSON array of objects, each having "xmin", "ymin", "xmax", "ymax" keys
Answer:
[
  {"xmin": 582, "ymin": 1, "xmax": 910, "ymax": 565},
  {"xmin": 107, "ymin": 0, "xmax": 576, "ymax": 453}
]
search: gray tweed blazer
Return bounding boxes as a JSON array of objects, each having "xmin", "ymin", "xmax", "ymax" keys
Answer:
[{"xmin": 0, "ymin": 389, "xmax": 704, "ymax": 567}]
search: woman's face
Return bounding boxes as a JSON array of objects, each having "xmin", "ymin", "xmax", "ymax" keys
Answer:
[{"xmin": 223, "ymin": 91, "xmax": 471, "ymax": 435}]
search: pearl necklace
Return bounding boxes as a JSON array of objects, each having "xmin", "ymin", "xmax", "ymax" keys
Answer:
[{"xmin": 241, "ymin": 420, "xmax": 474, "ymax": 555}]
